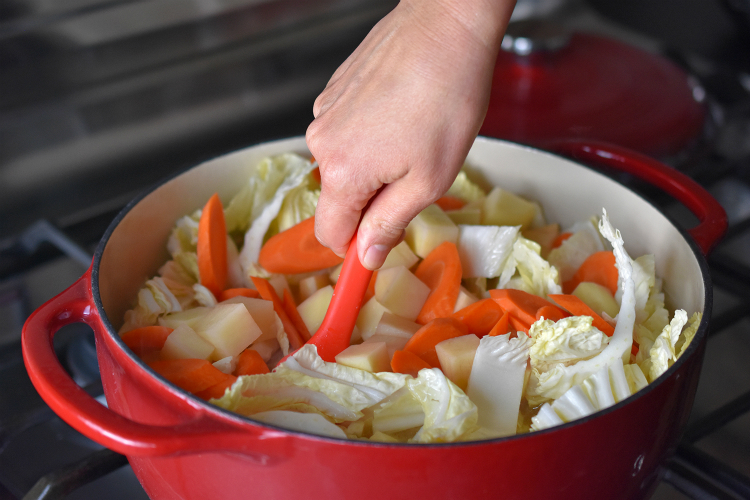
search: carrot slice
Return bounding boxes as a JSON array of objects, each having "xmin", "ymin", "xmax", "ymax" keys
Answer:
[
  {"xmin": 403, "ymin": 317, "xmax": 469, "ymax": 368},
  {"xmin": 121, "ymin": 326, "xmax": 173, "ymax": 356},
  {"xmin": 434, "ymin": 195, "xmax": 466, "ymax": 211},
  {"xmin": 235, "ymin": 348, "xmax": 271, "ymax": 376},
  {"xmin": 452, "ymin": 298, "xmax": 505, "ymax": 337},
  {"xmin": 536, "ymin": 304, "xmax": 571, "ymax": 323},
  {"xmin": 548, "ymin": 294, "xmax": 615, "ymax": 336},
  {"xmin": 197, "ymin": 193, "xmax": 228, "ymax": 297},
  {"xmin": 251, "ymin": 277, "xmax": 305, "ymax": 350},
  {"xmin": 391, "ymin": 350, "xmax": 432, "ymax": 377},
  {"xmin": 258, "ymin": 217, "xmax": 343, "ymax": 274},
  {"xmin": 195, "ymin": 375, "xmax": 238, "ymax": 400},
  {"xmin": 563, "ymin": 250, "xmax": 618, "ymax": 294},
  {"xmin": 551, "ymin": 232, "xmax": 573, "ymax": 249},
  {"xmin": 509, "ymin": 315, "xmax": 530, "ymax": 336},
  {"xmin": 311, "ymin": 165, "xmax": 321, "ymax": 185},
  {"xmin": 488, "ymin": 311, "xmax": 512, "ymax": 336},
  {"xmin": 282, "ymin": 288, "xmax": 312, "ymax": 341},
  {"xmin": 414, "ymin": 242, "xmax": 462, "ymax": 325},
  {"xmin": 148, "ymin": 359, "xmax": 233, "ymax": 394},
  {"xmin": 489, "ymin": 289, "xmax": 565, "ymax": 327},
  {"xmin": 218, "ymin": 288, "xmax": 260, "ymax": 301}
]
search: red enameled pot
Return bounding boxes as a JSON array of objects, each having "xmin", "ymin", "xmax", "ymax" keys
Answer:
[{"xmin": 23, "ymin": 137, "xmax": 726, "ymax": 499}]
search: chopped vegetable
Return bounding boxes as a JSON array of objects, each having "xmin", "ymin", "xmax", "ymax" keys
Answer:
[
  {"xmin": 466, "ymin": 334, "xmax": 531, "ymax": 437},
  {"xmin": 235, "ymin": 348, "xmax": 270, "ymax": 376},
  {"xmin": 403, "ymin": 317, "xmax": 469, "ymax": 368},
  {"xmin": 548, "ymin": 294, "xmax": 615, "ymax": 336},
  {"xmin": 564, "ymin": 251, "xmax": 618, "ymax": 295},
  {"xmin": 218, "ymin": 288, "xmax": 260, "ymax": 301},
  {"xmin": 391, "ymin": 350, "xmax": 432, "ymax": 377},
  {"xmin": 415, "ymin": 241, "xmax": 463, "ymax": 324},
  {"xmin": 251, "ymin": 277, "xmax": 305, "ymax": 350},
  {"xmin": 197, "ymin": 194, "xmax": 228, "ymax": 297},
  {"xmin": 120, "ymin": 326, "xmax": 173, "ymax": 356},
  {"xmin": 121, "ymin": 153, "xmax": 703, "ymax": 443},
  {"xmin": 258, "ymin": 216, "xmax": 343, "ymax": 274},
  {"xmin": 451, "ymin": 298, "xmax": 505, "ymax": 337},
  {"xmin": 457, "ymin": 224, "xmax": 519, "ymax": 278}
]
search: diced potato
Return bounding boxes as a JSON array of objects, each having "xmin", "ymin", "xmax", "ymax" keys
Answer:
[
  {"xmin": 158, "ymin": 307, "xmax": 210, "ymax": 330},
  {"xmin": 382, "ymin": 241, "xmax": 419, "ymax": 270},
  {"xmin": 358, "ymin": 298, "xmax": 391, "ymax": 340},
  {"xmin": 160, "ymin": 324, "xmax": 215, "ymax": 360},
  {"xmin": 335, "ymin": 342, "xmax": 391, "ymax": 373},
  {"xmin": 212, "ymin": 356, "xmax": 238, "ymax": 374},
  {"xmin": 453, "ymin": 287, "xmax": 479, "ymax": 313},
  {"xmin": 363, "ymin": 333, "xmax": 409, "ymax": 359},
  {"xmin": 193, "ymin": 303, "xmax": 263, "ymax": 361},
  {"xmin": 436, "ymin": 334, "xmax": 480, "ymax": 391},
  {"xmin": 297, "ymin": 285, "xmax": 334, "ymax": 334},
  {"xmin": 446, "ymin": 200, "xmax": 483, "ymax": 225},
  {"xmin": 374, "ymin": 266, "xmax": 431, "ymax": 321},
  {"xmin": 522, "ymin": 223, "xmax": 560, "ymax": 259},
  {"xmin": 573, "ymin": 281, "xmax": 620, "ymax": 318},
  {"xmin": 298, "ymin": 273, "xmax": 330, "ymax": 302},
  {"xmin": 221, "ymin": 296, "xmax": 280, "ymax": 342},
  {"xmin": 250, "ymin": 338, "xmax": 280, "ymax": 362},
  {"xmin": 269, "ymin": 274, "xmax": 291, "ymax": 300},
  {"xmin": 482, "ymin": 187, "xmax": 537, "ymax": 230},
  {"xmin": 329, "ymin": 263, "xmax": 343, "ymax": 284},
  {"xmin": 405, "ymin": 204, "xmax": 459, "ymax": 258},
  {"xmin": 374, "ymin": 312, "xmax": 421, "ymax": 339}
]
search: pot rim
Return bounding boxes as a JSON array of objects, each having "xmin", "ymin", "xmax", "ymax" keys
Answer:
[{"xmin": 90, "ymin": 136, "xmax": 713, "ymax": 447}]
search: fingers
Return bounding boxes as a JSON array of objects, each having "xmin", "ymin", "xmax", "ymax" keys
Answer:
[{"xmin": 355, "ymin": 162, "xmax": 461, "ymax": 270}]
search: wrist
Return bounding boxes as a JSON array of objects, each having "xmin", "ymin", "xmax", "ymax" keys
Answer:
[{"xmin": 401, "ymin": 0, "xmax": 515, "ymax": 51}]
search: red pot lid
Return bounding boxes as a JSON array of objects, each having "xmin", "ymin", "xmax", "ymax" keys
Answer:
[{"xmin": 480, "ymin": 23, "xmax": 706, "ymax": 158}]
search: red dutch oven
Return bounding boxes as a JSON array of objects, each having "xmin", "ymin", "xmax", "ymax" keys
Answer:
[{"xmin": 23, "ymin": 137, "xmax": 726, "ymax": 500}]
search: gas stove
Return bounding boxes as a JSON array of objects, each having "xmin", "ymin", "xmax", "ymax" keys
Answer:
[{"xmin": 1, "ymin": 1, "xmax": 750, "ymax": 499}]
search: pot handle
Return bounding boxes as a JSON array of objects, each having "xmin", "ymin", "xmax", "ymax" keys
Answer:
[
  {"xmin": 22, "ymin": 269, "xmax": 292, "ymax": 460},
  {"xmin": 548, "ymin": 140, "xmax": 727, "ymax": 255}
]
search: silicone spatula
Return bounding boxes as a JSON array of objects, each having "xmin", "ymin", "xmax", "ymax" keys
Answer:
[{"xmin": 304, "ymin": 233, "xmax": 373, "ymax": 361}]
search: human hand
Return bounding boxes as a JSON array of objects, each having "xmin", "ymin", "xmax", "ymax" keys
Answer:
[{"xmin": 306, "ymin": 0, "xmax": 515, "ymax": 270}]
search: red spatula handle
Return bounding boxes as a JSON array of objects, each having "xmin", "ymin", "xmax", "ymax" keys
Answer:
[{"xmin": 306, "ymin": 234, "xmax": 373, "ymax": 361}]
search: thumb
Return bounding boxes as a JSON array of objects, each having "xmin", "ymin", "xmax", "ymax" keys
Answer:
[{"xmin": 356, "ymin": 179, "xmax": 439, "ymax": 270}]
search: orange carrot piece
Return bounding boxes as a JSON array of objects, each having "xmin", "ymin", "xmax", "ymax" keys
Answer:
[
  {"xmin": 414, "ymin": 242, "xmax": 462, "ymax": 325},
  {"xmin": 147, "ymin": 359, "xmax": 232, "ymax": 394},
  {"xmin": 403, "ymin": 317, "xmax": 469, "ymax": 368},
  {"xmin": 391, "ymin": 350, "xmax": 432, "ymax": 377},
  {"xmin": 452, "ymin": 298, "xmax": 505, "ymax": 337},
  {"xmin": 489, "ymin": 289, "xmax": 564, "ymax": 327},
  {"xmin": 251, "ymin": 277, "xmax": 305, "ymax": 350},
  {"xmin": 197, "ymin": 193, "xmax": 228, "ymax": 297},
  {"xmin": 311, "ymin": 165, "xmax": 321, "ymax": 185},
  {"xmin": 258, "ymin": 217, "xmax": 343, "ymax": 274},
  {"xmin": 548, "ymin": 294, "xmax": 615, "ymax": 336},
  {"xmin": 551, "ymin": 232, "xmax": 573, "ymax": 249},
  {"xmin": 536, "ymin": 304, "xmax": 571, "ymax": 323},
  {"xmin": 235, "ymin": 348, "xmax": 271, "ymax": 376},
  {"xmin": 509, "ymin": 315, "xmax": 530, "ymax": 336},
  {"xmin": 563, "ymin": 250, "xmax": 618, "ymax": 294},
  {"xmin": 282, "ymin": 288, "xmax": 312, "ymax": 342},
  {"xmin": 218, "ymin": 288, "xmax": 260, "ymax": 301},
  {"xmin": 195, "ymin": 375, "xmax": 238, "ymax": 400},
  {"xmin": 121, "ymin": 326, "xmax": 173, "ymax": 356},
  {"xmin": 434, "ymin": 195, "xmax": 466, "ymax": 211},
  {"xmin": 488, "ymin": 311, "xmax": 512, "ymax": 336}
]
